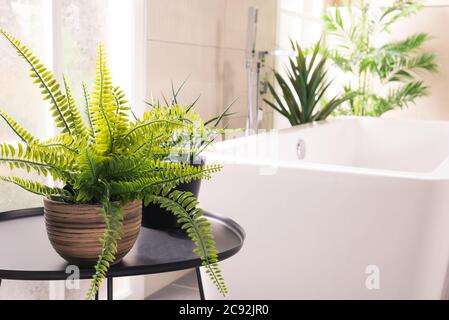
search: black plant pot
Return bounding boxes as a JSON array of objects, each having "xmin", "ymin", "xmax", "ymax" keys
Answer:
[{"xmin": 142, "ymin": 160, "xmax": 204, "ymax": 229}]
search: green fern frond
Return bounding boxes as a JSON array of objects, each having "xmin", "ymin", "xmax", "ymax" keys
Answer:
[
  {"xmin": 0, "ymin": 176, "xmax": 72, "ymax": 200},
  {"xmin": 0, "ymin": 29, "xmax": 72, "ymax": 134},
  {"xmin": 126, "ymin": 105, "xmax": 201, "ymax": 157},
  {"xmin": 144, "ymin": 104, "xmax": 202, "ymax": 131},
  {"xmin": 0, "ymin": 109, "xmax": 35, "ymax": 143},
  {"xmin": 119, "ymin": 119, "xmax": 182, "ymax": 149},
  {"xmin": 100, "ymin": 155, "xmax": 148, "ymax": 182},
  {"xmin": 111, "ymin": 86, "xmax": 130, "ymax": 145},
  {"xmin": 74, "ymin": 149, "xmax": 102, "ymax": 203},
  {"xmin": 86, "ymin": 201, "xmax": 124, "ymax": 300},
  {"xmin": 0, "ymin": 157, "xmax": 70, "ymax": 182},
  {"xmin": 82, "ymin": 82, "xmax": 95, "ymax": 140},
  {"xmin": 33, "ymin": 135, "xmax": 78, "ymax": 155},
  {"xmin": 109, "ymin": 162, "xmax": 221, "ymax": 197},
  {"xmin": 63, "ymin": 76, "xmax": 87, "ymax": 138},
  {"xmin": 0, "ymin": 139, "xmax": 76, "ymax": 179},
  {"xmin": 145, "ymin": 189, "xmax": 227, "ymax": 296},
  {"xmin": 91, "ymin": 44, "xmax": 115, "ymax": 155}
]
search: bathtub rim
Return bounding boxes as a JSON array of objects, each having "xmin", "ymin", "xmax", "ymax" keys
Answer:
[{"xmin": 205, "ymin": 116, "xmax": 449, "ymax": 181}]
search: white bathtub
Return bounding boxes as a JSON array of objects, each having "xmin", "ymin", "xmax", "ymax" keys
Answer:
[{"xmin": 199, "ymin": 117, "xmax": 449, "ymax": 299}]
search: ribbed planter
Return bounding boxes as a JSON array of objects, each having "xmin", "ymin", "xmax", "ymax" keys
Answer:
[{"xmin": 44, "ymin": 198, "xmax": 142, "ymax": 266}]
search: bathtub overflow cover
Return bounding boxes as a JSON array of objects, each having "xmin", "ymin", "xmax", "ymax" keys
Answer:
[{"xmin": 296, "ymin": 139, "xmax": 306, "ymax": 160}]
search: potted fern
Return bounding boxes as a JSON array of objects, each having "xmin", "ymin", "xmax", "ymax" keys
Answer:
[
  {"xmin": 0, "ymin": 30, "xmax": 227, "ymax": 299},
  {"xmin": 142, "ymin": 94, "xmax": 233, "ymax": 229}
]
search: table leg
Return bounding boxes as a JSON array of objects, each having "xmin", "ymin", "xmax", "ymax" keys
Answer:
[
  {"xmin": 195, "ymin": 267, "xmax": 205, "ymax": 300},
  {"xmin": 107, "ymin": 277, "xmax": 113, "ymax": 300}
]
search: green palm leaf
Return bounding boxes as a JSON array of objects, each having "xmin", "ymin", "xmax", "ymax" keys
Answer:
[{"xmin": 264, "ymin": 40, "xmax": 350, "ymax": 125}]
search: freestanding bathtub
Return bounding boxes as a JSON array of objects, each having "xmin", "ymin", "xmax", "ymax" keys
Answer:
[{"xmin": 199, "ymin": 117, "xmax": 449, "ymax": 299}]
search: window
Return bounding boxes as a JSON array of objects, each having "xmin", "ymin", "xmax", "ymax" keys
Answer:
[
  {"xmin": 0, "ymin": 0, "xmax": 145, "ymax": 211},
  {"xmin": 277, "ymin": 0, "xmax": 325, "ymax": 50},
  {"xmin": 273, "ymin": 0, "xmax": 325, "ymax": 128}
]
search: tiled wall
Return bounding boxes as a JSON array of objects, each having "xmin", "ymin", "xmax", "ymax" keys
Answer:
[{"xmin": 146, "ymin": 0, "xmax": 278, "ymax": 129}]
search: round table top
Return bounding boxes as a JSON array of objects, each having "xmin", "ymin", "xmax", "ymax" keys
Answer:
[{"xmin": 0, "ymin": 207, "xmax": 245, "ymax": 280}]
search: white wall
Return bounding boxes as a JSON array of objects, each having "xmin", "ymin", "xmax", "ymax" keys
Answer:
[{"xmin": 146, "ymin": 0, "xmax": 278, "ymax": 129}]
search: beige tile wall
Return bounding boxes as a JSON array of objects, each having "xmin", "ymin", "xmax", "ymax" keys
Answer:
[{"xmin": 146, "ymin": 0, "xmax": 278, "ymax": 128}]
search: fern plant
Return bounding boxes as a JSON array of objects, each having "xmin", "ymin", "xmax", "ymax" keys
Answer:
[
  {"xmin": 323, "ymin": 0, "xmax": 438, "ymax": 116},
  {"xmin": 264, "ymin": 40, "xmax": 352, "ymax": 126},
  {"xmin": 146, "ymin": 80, "xmax": 236, "ymax": 165},
  {"xmin": 0, "ymin": 29, "xmax": 227, "ymax": 299}
]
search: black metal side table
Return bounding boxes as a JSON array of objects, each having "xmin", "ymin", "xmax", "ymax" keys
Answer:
[{"xmin": 0, "ymin": 207, "xmax": 245, "ymax": 300}]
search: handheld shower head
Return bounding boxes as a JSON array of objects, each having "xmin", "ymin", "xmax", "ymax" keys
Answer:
[{"xmin": 246, "ymin": 7, "xmax": 258, "ymax": 63}]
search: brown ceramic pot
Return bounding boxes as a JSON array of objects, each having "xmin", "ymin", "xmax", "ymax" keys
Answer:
[{"xmin": 43, "ymin": 198, "xmax": 142, "ymax": 266}]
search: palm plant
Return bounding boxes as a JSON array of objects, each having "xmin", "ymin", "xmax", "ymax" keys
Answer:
[
  {"xmin": 264, "ymin": 40, "xmax": 352, "ymax": 126},
  {"xmin": 323, "ymin": 0, "xmax": 438, "ymax": 116},
  {"xmin": 0, "ymin": 29, "xmax": 227, "ymax": 299}
]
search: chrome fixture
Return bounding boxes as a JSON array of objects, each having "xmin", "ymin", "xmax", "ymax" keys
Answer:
[
  {"xmin": 246, "ymin": 7, "xmax": 295, "ymax": 135},
  {"xmin": 296, "ymin": 139, "xmax": 306, "ymax": 160},
  {"xmin": 246, "ymin": 6, "xmax": 260, "ymax": 135}
]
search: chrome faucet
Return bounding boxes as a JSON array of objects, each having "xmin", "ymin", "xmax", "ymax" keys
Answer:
[
  {"xmin": 245, "ymin": 7, "xmax": 295, "ymax": 135},
  {"xmin": 245, "ymin": 7, "xmax": 260, "ymax": 135}
]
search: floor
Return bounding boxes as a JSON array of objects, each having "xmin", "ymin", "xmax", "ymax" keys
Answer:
[
  {"xmin": 146, "ymin": 270, "xmax": 200, "ymax": 300},
  {"xmin": 0, "ymin": 270, "xmax": 201, "ymax": 300}
]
